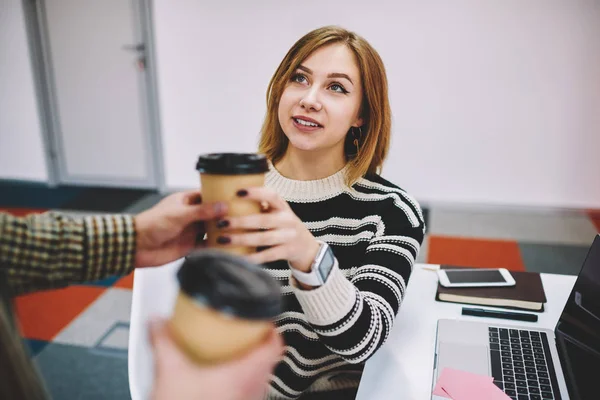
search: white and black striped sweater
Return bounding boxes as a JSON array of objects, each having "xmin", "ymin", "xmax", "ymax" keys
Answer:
[{"xmin": 263, "ymin": 165, "xmax": 426, "ymax": 399}]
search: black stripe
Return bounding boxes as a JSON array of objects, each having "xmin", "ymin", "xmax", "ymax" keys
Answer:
[
  {"xmin": 81, "ymin": 218, "xmax": 90, "ymax": 281},
  {"xmin": 122, "ymin": 216, "xmax": 133, "ymax": 271},
  {"xmin": 99, "ymin": 217, "xmax": 109, "ymax": 280}
]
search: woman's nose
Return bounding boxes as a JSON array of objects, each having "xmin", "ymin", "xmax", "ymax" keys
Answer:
[{"xmin": 299, "ymin": 88, "xmax": 322, "ymax": 112}]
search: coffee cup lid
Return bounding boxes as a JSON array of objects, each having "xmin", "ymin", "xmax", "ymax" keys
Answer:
[
  {"xmin": 177, "ymin": 249, "xmax": 281, "ymax": 320},
  {"xmin": 196, "ymin": 153, "xmax": 269, "ymax": 175}
]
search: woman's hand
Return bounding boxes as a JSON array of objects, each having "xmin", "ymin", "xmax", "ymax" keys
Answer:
[{"xmin": 215, "ymin": 187, "xmax": 320, "ymax": 272}]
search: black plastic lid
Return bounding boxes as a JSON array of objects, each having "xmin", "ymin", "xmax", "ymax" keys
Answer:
[
  {"xmin": 177, "ymin": 250, "xmax": 282, "ymax": 320},
  {"xmin": 196, "ymin": 153, "xmax": 269, "ymax": 175}
]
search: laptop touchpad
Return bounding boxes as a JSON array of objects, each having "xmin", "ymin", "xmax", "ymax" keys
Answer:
[{"xmin": 437, "ymin": 341, "xmax": 490, "ymax": 379}]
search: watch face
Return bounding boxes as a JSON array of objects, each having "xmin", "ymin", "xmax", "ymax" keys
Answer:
[{"xmin": 318, "ymin": 246, "xmax": 335, "ymax": 282}]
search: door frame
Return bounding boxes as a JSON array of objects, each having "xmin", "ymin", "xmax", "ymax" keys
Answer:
[{"xmin": 22, "ymin": 0, "xmax": 165, "ymax": 191}]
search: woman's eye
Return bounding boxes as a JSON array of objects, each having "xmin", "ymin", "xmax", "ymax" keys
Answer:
[
  {"xmin": 292, "ymin": 74, "xmax": 307, "ymax": 84},
  {"xmin": 330, "ymin": 83, "xmax": 348, "ymax": 94}
]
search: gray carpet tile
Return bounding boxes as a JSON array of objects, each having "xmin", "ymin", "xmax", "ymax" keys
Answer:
[
  {"xmin": 34, "ymin": 343, "xmax": 129, "ymax": 400},
  {"xmin": 519, "ymin": 242, "xmax": 593, "ymax": 276}
]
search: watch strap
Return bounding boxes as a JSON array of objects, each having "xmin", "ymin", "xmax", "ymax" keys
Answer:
[
  {"xmin": 290, "ymin": 241, "xmax": 329, "ymax": 286},
  {"xmin": 291, "ymin": 266, "xmax": 325, "ymax": 286}
]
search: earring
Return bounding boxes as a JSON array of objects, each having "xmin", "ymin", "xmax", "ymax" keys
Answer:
[{"xmin": 352, "ymin": 127, "xmax": 363, "ymax": 154}]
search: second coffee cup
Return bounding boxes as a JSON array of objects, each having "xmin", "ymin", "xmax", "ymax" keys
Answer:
[
  {"xmin": 196, "ymin": 153, "xmax": 269, "ymax": 255},
  {"xmin": 169, "ymin": 249, "xmax": 282, "ymax": 364}
]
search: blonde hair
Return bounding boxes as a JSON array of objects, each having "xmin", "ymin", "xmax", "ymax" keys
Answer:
[{"xmin": 258, "ymin": 25, "xmax": 392, "ymax": 186}]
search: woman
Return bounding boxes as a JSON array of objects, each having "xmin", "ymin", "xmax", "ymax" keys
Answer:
[{"xmin": 216, "ymin": 26, "xmax": 426, "ymax": 399}]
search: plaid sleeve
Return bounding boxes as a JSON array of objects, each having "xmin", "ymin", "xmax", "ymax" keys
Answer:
[{"xmin": 0, "ymin": 212, "xmax": 136, "ymax": 296}]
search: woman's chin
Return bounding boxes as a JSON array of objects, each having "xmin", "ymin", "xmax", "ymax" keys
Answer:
[{"xmin": 287, "ymin": 138, "xmax": 320, "ymax": 152}]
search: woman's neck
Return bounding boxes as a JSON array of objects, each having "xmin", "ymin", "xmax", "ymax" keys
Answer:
[{"xmin": 275, "ymin": 148, "xmax": 346, "ymax": 181}]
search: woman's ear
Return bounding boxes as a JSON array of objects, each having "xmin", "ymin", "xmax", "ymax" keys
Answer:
[{"xmin": 353, "ymin": 117, "xmax": 364, "ymax": 128}]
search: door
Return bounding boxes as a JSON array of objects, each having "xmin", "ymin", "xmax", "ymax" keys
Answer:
[{"xmin": 33, "ymin": 0, "xmax": 161, "ymax": 188}]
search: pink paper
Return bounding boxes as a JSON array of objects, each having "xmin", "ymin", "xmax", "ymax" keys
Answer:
[
  {"xmin": 432, "ymin": 383, "xmax": 453, "ymax": 399},
  {"xmin": 433, "ymin": 368, "xmax": 510, "ymax": 400},
  {"xmin": 433, "ymin": 368, "xmax": 489, "ymax": 399}
]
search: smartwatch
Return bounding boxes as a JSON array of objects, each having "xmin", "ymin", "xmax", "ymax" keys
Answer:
[{"xmin": 290, "ymin": 241, "xmax": 336, "ymax": 287}]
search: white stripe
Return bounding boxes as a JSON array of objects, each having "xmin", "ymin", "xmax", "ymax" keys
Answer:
[
  {"xmin": 265, "ymin": 384, "xmax": 290, "ymax": 400},
  {"xmin": 281, "ymin": 357, "xmax": 348, "ymax": 378},
  {"xmin": 305, "ymin": 215, "xmax": 382, "ymax": 232},
  {"xmin": 370, "ymin": 235, "xmax": 420, "ymax": 253},
  {"xmin": 346, "ymin": 187, "xmax": 420, "ymax": 227},
  {"xmin": 284, "ymin": 346, "xmax": 340, "ymax": 366},
  {"xmin": 366, "ymin": 243, "xmax": 416, "ymax": 265},
  {"xmin": 348, "ymin": 308, "xmax": 383, "ymax": 363},
  {"xmin": 269, "ymin": 376, "xmax": 303, "ymax": 397},
  {"xmin": 357, "ymin": 177, "xmax": 425, "ymax": 222},
  {"xmin": 276, "ymin": 323, "xmax": 319, "ymax": 340},
  {"xmin": 342, "ymin": 266, "xmax": 359, "ymax": 279},
  {"xmin": 376, "ymin": 220, "xmax": 386, "ymax": 236},
  {"xmin": 363, "ymin": 291, "xmax": 396, "ymax": 327},
  {"xmin": 263, "ymin": 268, "xmax": 291, "ymax": 279},
  {"xmin": 276, "ymin": 311, "xmax": 309, "ymax": 324},
  {"xmin": 354, "ymin": 264, "xmax": 408, "ymax": 291},
  {"xmin": 316, "ymin": 231, "xmax": 374, "ymax": 245},
  {"xmin": 279, "ymin": 285, "xmax": 293, "ymax": 295}
]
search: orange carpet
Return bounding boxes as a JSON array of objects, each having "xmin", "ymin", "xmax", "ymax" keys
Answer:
[
  {"xmin": 0, "ymin": 207, "xmax": 47, "ymax": 216},
  {"xmin": 114, "ymin": 271, "xmax": 135, "ymax": 289},
  {"xmin": 14, "ymin": 286, "xmax": 106, "ymax": 341}
]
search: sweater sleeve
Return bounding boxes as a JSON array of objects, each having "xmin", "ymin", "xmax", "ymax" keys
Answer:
[
  {"xmin": 0, "ymin": 212, "xmax": 136, "ymax": 297},
  {"xmin": 290, "ymin": 199, "xmax": 425, "ymax": 364}
]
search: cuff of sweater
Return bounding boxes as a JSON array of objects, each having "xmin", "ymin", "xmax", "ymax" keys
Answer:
[
  {"xmin": 82, "ymin": 215, "xmax": 136, "ymax": 282},
  {"xmin": 291, "ymin": 261, "xmax": 357, "ymax": 326}
]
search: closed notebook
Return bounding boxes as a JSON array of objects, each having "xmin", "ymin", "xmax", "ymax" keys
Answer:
[{"xmin": 435, "ymin": 265, "xmax": 547, "ymax": 311}]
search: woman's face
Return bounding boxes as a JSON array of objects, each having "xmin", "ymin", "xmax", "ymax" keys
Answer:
[{"xmin": 277, "ymin": 43, "xmax": 363, "ymax": 156}]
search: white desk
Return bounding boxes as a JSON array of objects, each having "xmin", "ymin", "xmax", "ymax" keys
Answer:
[
  {"xmin": 129, "ymin": 259, "xmax": 182, "ymax": 400},
  {"xmin": 355, "ymin": 265, "xmax": 577, "ymax": 400},
  {"xmin": 127, "ymin": 262, "xmax": 577, "ymax": 400}
]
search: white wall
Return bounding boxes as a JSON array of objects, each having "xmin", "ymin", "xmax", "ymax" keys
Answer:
[
  {"xmin": 0, "ymin": 0, "xmax": 48, "ymax": 182},
  {"xmin": 153, "ymin": 0, "xmax": 600, "ymax": 209}
]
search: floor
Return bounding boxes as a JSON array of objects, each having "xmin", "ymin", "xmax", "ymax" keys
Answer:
[{"xmin": 1, "ymin": 181, "xmax": 599, "ymax": 400}]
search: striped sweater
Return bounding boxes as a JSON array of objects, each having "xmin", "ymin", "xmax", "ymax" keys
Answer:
[{"xmin": 263, "ymin": 165, "xmax": 426, "ymax": 399}]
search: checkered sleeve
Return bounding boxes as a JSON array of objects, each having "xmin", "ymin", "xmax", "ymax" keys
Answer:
[{"xmin": 0, "ymin": 212, "xmax": 136, "ymax": 296}]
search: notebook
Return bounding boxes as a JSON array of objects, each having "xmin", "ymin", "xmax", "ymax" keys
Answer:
[{"xmin": 435, "ymin": 265, "xmax": 547, "ymax": 311}]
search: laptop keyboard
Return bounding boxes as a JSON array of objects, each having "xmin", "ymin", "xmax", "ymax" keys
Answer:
[{"xmin": 488, "ymin": 327, "xmax": 561, "ymax": 400}]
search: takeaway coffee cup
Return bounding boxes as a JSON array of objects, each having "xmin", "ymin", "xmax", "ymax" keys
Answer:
[
  {"xmin": 196, "ymin": 153, "xmax": 269, "ymax": 255},
  {"xmin": 169, "ymin": 249, "xmax": 281, "ymax": 364}
]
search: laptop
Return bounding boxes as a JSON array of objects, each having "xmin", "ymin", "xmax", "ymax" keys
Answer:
[{"xmin": 432, "ymin": 234, "xmax": 600, "ymax": 400}]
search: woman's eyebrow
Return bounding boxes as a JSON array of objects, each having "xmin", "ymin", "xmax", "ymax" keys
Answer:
[{"xmin": 297, "ymin": 65, "xmax": 354, "ymax": 85}]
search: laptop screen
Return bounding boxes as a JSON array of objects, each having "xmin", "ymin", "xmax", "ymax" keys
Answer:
[{"xmin": 554, "ymin": 234, "xmax": 600, "ymax": 400}]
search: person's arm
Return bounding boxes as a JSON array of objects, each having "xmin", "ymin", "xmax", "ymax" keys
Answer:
[
  {"xmin": 0, "ymin": 191, "xmax": 228, "ymax": 297},
  {"xmin": 290, "ymin": 202, "xmax": 425, "ymax": 364},
  {"xmin": 0, "ymin": 211, "xmax": 135, "ymax": 297}
]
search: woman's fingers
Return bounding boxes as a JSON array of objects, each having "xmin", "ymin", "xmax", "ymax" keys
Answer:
[
  {"xmin": 237, "ymin": 187, "xmax": 289, "ymax": 211},
  {"xmin": 218, "ymin": 228, "xmax": 296, "ymax": 248},
  {"xmin": 246, "ymin": 246, "xmax": 288, "ymax": 265},
  {"xmin": 219, "ymin": 212, "xmax": 290, "ymax": 231}
]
